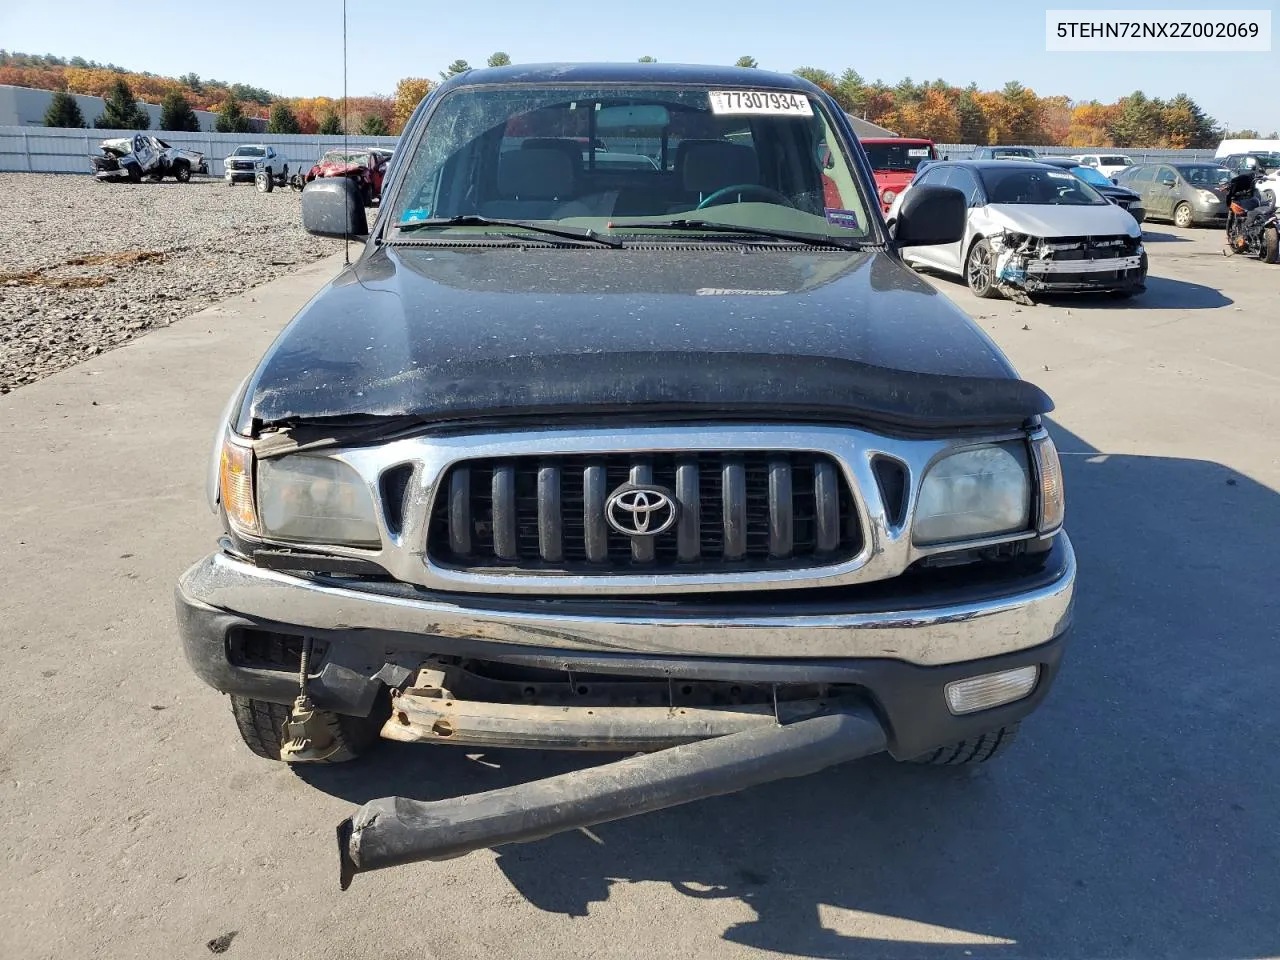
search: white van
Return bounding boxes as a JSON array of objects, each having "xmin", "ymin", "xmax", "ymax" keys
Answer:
[{"xmin": 1215, "ymin": 138, "xmax": 1280, "ymax": 159}]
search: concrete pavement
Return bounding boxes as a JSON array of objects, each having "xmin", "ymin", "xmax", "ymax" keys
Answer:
[{"xmin": 1, "ymin": 229, "xmax": 1277, "ymax": 959}]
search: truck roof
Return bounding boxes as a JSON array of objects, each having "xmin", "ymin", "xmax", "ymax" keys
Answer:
[{"xmin": 435, "ymin": 61, "xmax": 823, "ymax": 93}]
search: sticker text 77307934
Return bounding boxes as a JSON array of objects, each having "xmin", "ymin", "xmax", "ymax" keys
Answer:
[{"xmin": 708, "ymin": 90, "xmax": 814, "ymax": 116}]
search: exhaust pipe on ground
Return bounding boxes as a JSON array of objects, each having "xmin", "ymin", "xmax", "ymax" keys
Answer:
[{"xmin": 337, "ymin": 706, "xmax": 887, "ymax": 888}]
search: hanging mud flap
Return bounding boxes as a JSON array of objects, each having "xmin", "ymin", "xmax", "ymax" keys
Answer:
[{"xmin": 336, "ymin": 706, "xmax": 887, "ymax": 888}]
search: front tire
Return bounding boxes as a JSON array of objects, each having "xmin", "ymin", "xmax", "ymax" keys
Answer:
[
  {"xmin": 965, "ymin": 238, "xmax": 1000, "ymax": 299},
  {"xmin": 908, "ymin": 723, "xmax": 1020, "ymax": 766},
  {"xmin": 1173, "ymin": 202, "xmax": 1194, "ymax": 228},
  {"xmin": 256, "ymin": 171, "xmax": 274, "ymax": 193},
  {"xmin": 173, "ymin": 161, "xmax": 191, "ymax": 183},
  {"xmin": 230, "ymin": 696, "xmax": 384, "ymax": 763}
]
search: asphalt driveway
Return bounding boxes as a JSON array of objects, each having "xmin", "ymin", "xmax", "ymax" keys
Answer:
[{"xmin": 1, "ymin": 227, "xmax": 1276, "ymax": 960}]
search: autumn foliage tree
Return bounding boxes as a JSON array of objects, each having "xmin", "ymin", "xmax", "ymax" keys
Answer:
[
  {"xmin": 0, "ymin": 49, "xmax": 1240, "ymax": 149},
  {"xmin": 392, "ymin": 78, "xmax": 433, "ymax": 133}
]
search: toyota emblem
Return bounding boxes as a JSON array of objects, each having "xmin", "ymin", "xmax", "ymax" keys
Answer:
[{"xmin": 605, "ymin": 484, "xmax": 679, "ymax": 537}]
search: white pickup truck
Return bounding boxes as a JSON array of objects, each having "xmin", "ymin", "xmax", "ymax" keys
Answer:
[{"xmin": 223, "ymin": 144, "xmax": 290, "ymax": 192}]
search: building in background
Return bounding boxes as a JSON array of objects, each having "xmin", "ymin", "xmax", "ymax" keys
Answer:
[{"xmin": 0, "ymin": 84, "xmax": 263, "ymax": 132}]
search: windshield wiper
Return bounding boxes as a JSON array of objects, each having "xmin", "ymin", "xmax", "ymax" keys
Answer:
[
  {"xmin": 394, "ymin": 215, "xmax": 622, "ymax": 248},
  {"xmin": 607, "ymin": 218, "xmax": 863, "ymax": 250}
]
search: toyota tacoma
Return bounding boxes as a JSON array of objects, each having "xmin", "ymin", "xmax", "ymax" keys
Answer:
[{"xmin": 175, "ymin": 63, "xmax": 1075, "ymax": 886}]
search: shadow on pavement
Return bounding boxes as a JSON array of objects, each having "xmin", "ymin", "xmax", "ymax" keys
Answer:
[
  {"xmin": 299, "ymin": 421, "xmax": 1280, "ymax": 959},
  {"xmin": 1139, "ymin": 230, "xmax": 1191, "ymax": 243}
]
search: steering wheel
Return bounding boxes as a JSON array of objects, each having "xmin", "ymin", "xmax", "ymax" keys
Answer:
[{"xmin": 696, "ymin": 183, "xmax": 794, "ymax": 210}]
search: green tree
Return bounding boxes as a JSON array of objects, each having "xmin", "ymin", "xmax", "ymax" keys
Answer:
[
  {"xmin": 440, "ymin": 59, "xmax": 471, "ymax": 81},
  {"xmin": 734, "ymin": 56, "xmax": 758, "ymax": 68},
  {"xmin": 1109, "ymin": 91, "xmax": 1164, "ymax": 147},
  {"xmin": 486, "ymin": 51, "xmax": 511, "ymax": 67},
  {"xmin": 1161, "ymin": 93, "xmax": 1218, "ymax": 149},
  {"xmin": 359, "ymin": 113, "xmax": 389, "ymax": 136},
  {"xmin": 44, "ymin": 90, "xmax": 86, "ymax": 128},
  {"xmin": 793, "ymin": 67, "xmax": 837, "ymax": 94},
  {"xmin": 95, "ymin": 78, "xmax": 149, "ymax": 129},
  {"xmin": 215, "ymin": 95, "xmax": 252, "ymax": 133},
  {"xmin": 267, "ymin": 102, "xmax": 301, "ymax": 134},
  {"xmin": 159, "ymin": 91, "xmax": 200, "ymax": 131},
  {"xmin": 318, "ymin": 112, "xmax": 343, "ymax": 135},
  {"xmin": 637, "ymin": 55, "xmax": 657, "ymax": 63},
  {"xmin": 955, "ymin": 85, "xmax": 987, "ymax": 143},
  {"xmin": 179, "ymin": 72, "xmax": 202, "ymax": 92}
]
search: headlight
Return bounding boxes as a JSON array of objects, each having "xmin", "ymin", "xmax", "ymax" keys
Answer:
[
  {"xmin": 881, "ymin": 188, "xmax": 897, "ymax": 205},
  {"xmin": 257, "ymin": 456, "xmax": 380, "ymax": 547},
  {"xmin": 913, "ymin": 443, "xmax": 1031, "ymax": 545},
  {"xmin": 1197, "ymin": 189, "xmax": 1218, "ymax": 204}
]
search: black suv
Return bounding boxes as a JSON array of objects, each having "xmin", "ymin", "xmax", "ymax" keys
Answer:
[{"xmin": 177, "ymin": 63, "xmax": 1074, "ymax": 885}]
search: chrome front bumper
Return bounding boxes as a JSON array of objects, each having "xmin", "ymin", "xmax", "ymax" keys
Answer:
[{"xmin": 177, "ymin": 534, "xmax": 1074, "ymax": 666}]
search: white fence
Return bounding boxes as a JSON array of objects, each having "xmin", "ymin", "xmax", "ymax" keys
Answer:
[{"xmin": 0, "ymin": 126, "xmax": 400, "ymax": 176}]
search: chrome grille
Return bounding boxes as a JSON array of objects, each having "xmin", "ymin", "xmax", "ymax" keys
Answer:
[{"xmin": 428, "ymin": 452, "xmax": 861, "ymax": 573}]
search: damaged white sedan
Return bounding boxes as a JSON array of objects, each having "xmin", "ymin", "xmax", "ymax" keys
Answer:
[{"xmin": 888, "ymin": 159, "xmax": 1146, "ymax": 301}]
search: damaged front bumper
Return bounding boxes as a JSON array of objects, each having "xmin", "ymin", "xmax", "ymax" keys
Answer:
[
  {"xmin": 992, "ymin": 232, "xmax": 1146, "ymax": 296},
  {"xmin": 175, "ymin": 535, "xmax": 1075, "ymax": 760}
]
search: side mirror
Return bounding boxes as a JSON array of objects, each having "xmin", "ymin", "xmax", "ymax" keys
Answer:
[
  {"xmin": 302, "ymin": 178, "xmax": 368, "ymax": 238},
  {"xmin": 893, "ymin": 185, "xmax": 966, "ymax": 246}
]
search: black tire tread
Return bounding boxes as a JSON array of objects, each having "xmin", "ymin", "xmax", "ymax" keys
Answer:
[
  {"xmin": 908, "ymin": 722, "xmax": 1020, "ymax": 766},
  {"xmin": 229, "ymin": 695, "xmax": 381, "ymax": 763}
]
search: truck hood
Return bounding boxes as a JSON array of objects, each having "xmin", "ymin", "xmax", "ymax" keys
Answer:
[
  {"xmin": 240, "ymin": 245, "xmax": 1051, "ymax": 433},
  {"xmin": 984, "ymin": 202, "xmax": 1142, "ymax": 238}
]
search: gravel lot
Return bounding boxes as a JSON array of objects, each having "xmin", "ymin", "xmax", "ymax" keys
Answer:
[{"xmin": 0, "ymin": 173, "xmax": 347, "ymax": 393}]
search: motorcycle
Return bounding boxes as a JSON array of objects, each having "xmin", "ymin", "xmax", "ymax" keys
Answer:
[{"xmin": 1223, "ymin": 170, "xmax": 1279, "ymax": 263}]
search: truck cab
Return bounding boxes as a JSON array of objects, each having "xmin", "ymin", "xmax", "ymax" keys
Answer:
[{"xmin": 860, "ymin": 137, "xmax": 939, "ymax": 212}]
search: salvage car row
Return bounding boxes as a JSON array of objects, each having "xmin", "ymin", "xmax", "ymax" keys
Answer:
[
  {"xmin": 869, "ymin": 142, "xmax": 1279, "ymax": 298},
  {"xmin": 89, "ymin": 134, "xmax": 394, "ymax": 203}
]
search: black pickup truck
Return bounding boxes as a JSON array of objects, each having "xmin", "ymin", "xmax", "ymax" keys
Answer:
[{"xmin": 176, "ymin": 63, "xmax": 1074, "ymax": 886}]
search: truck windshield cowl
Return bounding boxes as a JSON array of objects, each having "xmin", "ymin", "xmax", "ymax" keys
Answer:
[{"xmin": 389, "ymin": 83, "xmax": 873, "ymax": 245}]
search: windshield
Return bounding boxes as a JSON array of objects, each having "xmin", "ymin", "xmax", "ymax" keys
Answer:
[
  {"xmin": 993, "ymin": 148, "xmax": 1037, "ymax": 159},
  {"xmin": 322, "ymin": 151, "xmax": 367, "ymax": 165},
  {"xmin": 1175, "ymin": 165, "xmax": 1231, "ymax": 187},
  {"xmin": 1100, "ymin": 155, "xmax": 1131, "ymax": 166},
  {"xmin": 389, "ymin": 83, "xmax": 872, "ymax": 242},
  {"xmin": 1070, "ymin": 165, "xmax": 1113, "ymax": 188},
  {"xmin": 979, "ymin": 166, "xmax": 1107, "ymax": 205},
  {"xmin": 863, "ymin": 142, "xmax": 934, "ymax": 172},
  {"xmin": 233, "ymin": 146, "xmax": 265, "ymax": 157}
]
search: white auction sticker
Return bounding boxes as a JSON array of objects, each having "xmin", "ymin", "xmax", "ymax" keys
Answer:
[{"xmin": 708, "ymin": 90, "xmax": 813, "ymax": 116}]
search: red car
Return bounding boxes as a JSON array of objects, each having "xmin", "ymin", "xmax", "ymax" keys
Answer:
[
  {"xmin": 860, "ymin": 138, "xmax": 940, "ymax": 213},
  {"xmin": 300, "ymin": 147, "xmax": 394, "ymax": 205}
]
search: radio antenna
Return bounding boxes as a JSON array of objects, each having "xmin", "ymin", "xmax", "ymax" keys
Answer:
[{"xmin": 342, "ymin": 0, "xmax": 350, "ymax": 264}]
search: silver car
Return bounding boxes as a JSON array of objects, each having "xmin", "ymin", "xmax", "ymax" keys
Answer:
[{"xmin": 888, "ymin": 160, "xmax": 1146, "ymax": 300}]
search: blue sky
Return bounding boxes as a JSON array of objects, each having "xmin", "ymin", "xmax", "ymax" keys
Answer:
[{"xmin": 2, "ymin": 0, "xmax": 1277, "ymax": 131}]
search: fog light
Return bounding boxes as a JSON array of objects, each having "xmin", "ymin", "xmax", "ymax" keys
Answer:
[{"xmin": 944, "ymin": 666, "xmax": 1038, "ymax": 715}]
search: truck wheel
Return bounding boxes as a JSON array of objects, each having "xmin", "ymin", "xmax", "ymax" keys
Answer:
[
  {"xmin": 1263, "ymin": 226, "xmax": 1279, "ymax": 264},
  {"xmin": 229, "ymin": 695, "xmax": 384, "ymax": 763},
  {"xmin": 256, "ymin": 171, "xmax": 274, "ymax": 193},
  {"xmin": 908, "ymin": 722, "xmax": 1019, "ymax": 766},
  {"xmin": 965, "ymin": 238, "xmax": 1000, "ymax": 299},
  {"xmin": 1173, "ymin": 202, "xmax": 1194, "ymax": 228},
  {"xmin": 173, "ymin": 161, "xmax": 191, "ymax": 183}
]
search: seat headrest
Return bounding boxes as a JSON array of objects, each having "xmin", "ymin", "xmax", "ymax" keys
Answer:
[
  {"xmin": 498, "ymin": 148, "xmax": 575, "ymax": 200},
  {"xmin": 677, "ymin": 140, "xmax": 760, "ymax": 195}
]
